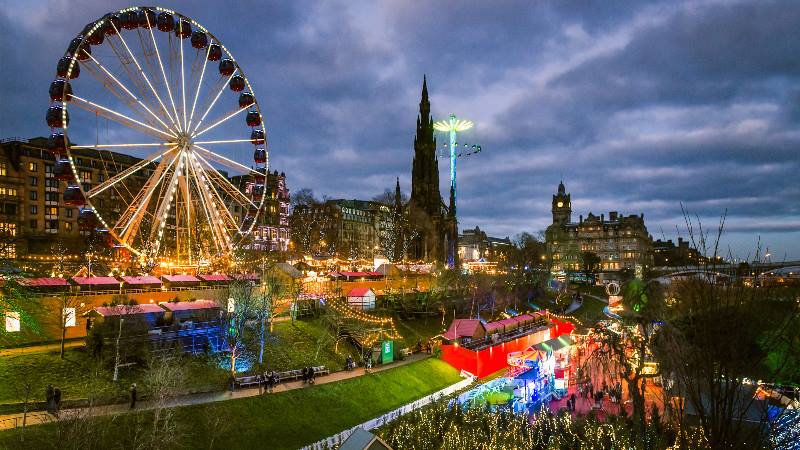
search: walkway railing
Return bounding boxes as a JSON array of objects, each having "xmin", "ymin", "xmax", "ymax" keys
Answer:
[{"xmin": 300, "ymin": 376, "xmax": 476, "ymax": 450}]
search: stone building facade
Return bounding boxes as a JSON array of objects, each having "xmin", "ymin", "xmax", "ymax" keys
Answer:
[{"xmin": 545, "ymin": 181, "xmax": 653, "ymax": 274}]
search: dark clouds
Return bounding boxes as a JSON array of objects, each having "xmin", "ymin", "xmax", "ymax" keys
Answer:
[{"xmin": 0, "ymin": 0, "xmax": 798, "ymax": 259}]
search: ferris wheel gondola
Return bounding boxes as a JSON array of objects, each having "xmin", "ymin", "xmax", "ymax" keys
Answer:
[{"xmin": 46, "ymin": 6, "xmax": 269, "ymax": 269}]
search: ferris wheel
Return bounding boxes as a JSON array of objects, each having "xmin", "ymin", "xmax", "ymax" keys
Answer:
[{"xmin": 46, "ymin": 7, "xmax": 269, "ymax": 268}]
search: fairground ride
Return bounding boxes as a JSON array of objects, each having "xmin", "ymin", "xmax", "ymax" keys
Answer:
[{"xmin": 46, "ymin": 7, "xmax": 269, "ymax": 271}]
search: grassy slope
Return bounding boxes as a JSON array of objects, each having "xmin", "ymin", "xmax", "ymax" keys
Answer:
[
  {"xmin": 0, "ymin": 358, "xmax": 462, "ymax": 450},
  {"xmin": 0, "ymin": 318, "xmax": 350, "ymax": 408}
]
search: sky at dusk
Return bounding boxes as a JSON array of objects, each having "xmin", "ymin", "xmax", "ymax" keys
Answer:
[{"xmin": 1, "ymin": 0, "xmax": 798, "ymax": 260}]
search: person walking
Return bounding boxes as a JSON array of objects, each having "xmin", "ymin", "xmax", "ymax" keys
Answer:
[
  {"xmin": 53, "ymin": 387, "xmax": 62, "ymax": 417},
  {"xmin": 569, "ymin": 393, "xmax": 576, "ymax": 413},
  {"xmin": 45, "ymin": 384, "xmax": 54, "ymax": 414},
  {"xmin": 129, "ymin": 383, "xmax": 137, "ymax": 409},
  {"xmin": 258, "ymin": 373, "xmax": 264, "ymax": 395},
  {"xmin": 268, "ymin": 372, "xmax": 276, "ymax": 393}
]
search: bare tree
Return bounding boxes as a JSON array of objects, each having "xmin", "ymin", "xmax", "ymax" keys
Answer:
[
  {"xmin": 652, "ymin": 213, "xmax": 800, "ymax": 449},
  {"xmin": 219, "ymin": 280, "xmax": 257, "ymax": 376}
]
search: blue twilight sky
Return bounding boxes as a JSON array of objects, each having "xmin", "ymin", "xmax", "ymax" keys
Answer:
[{"xmin": 1, "ymin": 0, "xmax": 798, "ymax": 260}]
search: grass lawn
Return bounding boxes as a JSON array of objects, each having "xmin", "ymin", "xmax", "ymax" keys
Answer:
[
  {"xmin": 0, "ymin": 358, "xmax": 462, "ymax": 450},
  {"xmin": 0, "ymin": 318, "xmax": 352, "ymax": 411}
]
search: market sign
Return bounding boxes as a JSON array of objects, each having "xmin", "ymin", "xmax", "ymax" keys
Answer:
[{"xmin": 381, "ymin": 340, "xmax": 394, "ymax": 364}]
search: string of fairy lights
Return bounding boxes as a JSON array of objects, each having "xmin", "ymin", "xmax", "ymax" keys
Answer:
[{"xmin": 325, "ymin": 297, "xmax": 402, "ymax": 343}]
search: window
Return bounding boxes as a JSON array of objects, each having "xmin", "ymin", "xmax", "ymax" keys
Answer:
[
  {"xmin": 5, "ymin": 311, "xmax": 20, "ymax": 332},
  {"xmin": 0, "ymin": 163, "xmax": 6, "ymax": 176},
  {"xmin": 66, "ymin": 208, "xmax": 73, "ymax": 218},
  {"xmin": 46, "ymin": 207, "xmax": 58, "ymax": 217},
  {"xmin": 45, "ymin": 178, "xmax": 58, "ymax": 188},
  {"xmin": 29, "ymin": 191, "xmax": 37, "ymax": 200},
  {"xmin": 64, "ymin": 221, "xmax": 72, "ymax": 231},
  {"xmin": 63, "ymin": 308, "xmax": 76, "ymax": 327},
  {"xmin": 45, "ymin": 192, "xmax": 59, "ymax": 202},
  {"xmin": 0, "ymin": 187, "xmax": 17, "ymax": 196},
  {"xmin": 3, "ymin": 204, "xmax": 16, "ymax": 215},
  {"xmin": 29, "ymin": 176, "xmax": 38, "ymax": 186},
  {"xmin": 0, "ymin": 223, "xmax": 16, "ymax": 237},
  {"xmin": 29, "ymin": 205, "xmax": 37, "ymax": 215},
  {"xmin": 80, "ymin": 170, "xmax": 92, "ymax": 182},
  {"xmin": 28, "ymin": 162, "xmax": 38, "ymax": 172},
  {"xmin": 45, "ymin": 164, "xmax": 53, "ymax": 174},
  {"xmin": 46, "ymin": 220, "xmax": 58, "ymax": 233},
  {"xmin": 29, "ymin": 219, "xmax": 37, "ymax": 230}
]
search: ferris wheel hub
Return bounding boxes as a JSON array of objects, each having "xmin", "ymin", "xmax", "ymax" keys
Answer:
[{"xmin": 174, "ymin": 132, "xmax": 192, "ymax": 151}]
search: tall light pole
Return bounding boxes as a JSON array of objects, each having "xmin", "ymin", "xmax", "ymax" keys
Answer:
[
  {"xmin": 434, "ymin": 114, "xmax": 474, "ymax": 269},
  {"xmin": 433, "ymin": 114, "xmax": 473, "ymax": 215}
]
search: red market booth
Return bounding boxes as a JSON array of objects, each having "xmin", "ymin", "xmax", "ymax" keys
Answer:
[
  {"xmin": 440, "ymin": 315, "xmax": 575, "ymax": 378},
  {"xmin": 159, "ymin": 299, "xmax": 220, "ymax": 324},
  {"xmin": 120, "ymin": 275, "xmax": 162, "ymax": 289},
  {"xmin": 71, "ymin": 276, "xmax": 121, "ymax": 292},
  {"xmin": 15, "ymin": 277, "xmax": 71, "ymax": 293},
  {"xmin": 161, "ymin": 274, "xmax": 201, "ymax": 288}
]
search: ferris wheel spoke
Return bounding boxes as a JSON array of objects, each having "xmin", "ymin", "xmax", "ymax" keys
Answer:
[
  {"xmin": 192, "ymin": 139, "xmax": 253, "ymax": 145},
  {"xmin": 179, "ymin": 21, "xmax": 188, "ymax": 132},
  {"xmin": 187, "ymin": 159, "xmax": 232, "ymax": 254},
  {"xmin": 192, "ymin": 151, "xmax": 257, "ymax": 209},
  {"xmin": 188, "ymin": 45, "xmax": 211, "ymax": 131},
  {"xmin": 192, "ymin": 107, "xmax": 250, "ymax": 139},
  {"xmin": 117, "ymin": 153, "xmax": 178, "ymax": 242},
  {"xmin": 104, "ymin": 32, "xmax": 170, "ymax": 131},
  {"xmin": 86, "ymin": 146, "xmax": 175, "ymax": 198},
  {"xmin": 190, "ymin": 69, "xmax": 238, "ymax": 135},
  {"xmin": 193, "ymin": 144, "xmax": 260, "ymax": 175},
  {"xmin": 78, "ymin": 57, "xmax": 171, "ymax": 133},
  {"xmin": 71, "ymin": 142, "xmax": 172, "ymax": 149},
  {"xmin": 147, "ymin": 153, "xmax": 186, "ymax": 252},
  {"xmin": 71, "ymin": 95, "xmax": 176, "ymax": 140},
  {"xmin": 107, "ymin": 22, "xmax": 181, "ymax": 132},
  {"xmin": 191, "ymin": 155, "xmax": 249, "ymax": 229},
  {"xmin": 145, "ymin": 15, "xmax": 182, "ymax": 132},
  {"xmin": 197, "ymin": 157, "xmax": 253, "ymax": 221}
]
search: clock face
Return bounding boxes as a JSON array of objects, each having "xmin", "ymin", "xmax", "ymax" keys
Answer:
[{"xmin": 557, "ymin": 201, "xmax": 563, "ymax": 208}]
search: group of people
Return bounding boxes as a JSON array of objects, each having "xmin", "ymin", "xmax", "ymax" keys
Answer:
[
  {"xmin": 45, "ymin": 384, "xmax": 62, "ymax": 416},
  {"xmin": 576, "ymin": 379, "xmax": 623, "ymax": 410},
  {"xmin": 258, "ymin": 372, "xmax": 279, "ymax": 394},
  {"xmin": 301, "ymin": 366, "xmax": 316, "ymax": 384}
]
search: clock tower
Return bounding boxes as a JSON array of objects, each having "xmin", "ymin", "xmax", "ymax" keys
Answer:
[{"xmin": 552, "ymin": 181, "xmax": 571, "ymax": 225}]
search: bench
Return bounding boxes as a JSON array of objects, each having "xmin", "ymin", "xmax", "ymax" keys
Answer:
[
  {"xmin": 234, "ymin": 365, "xmax": 330, "ymax": 389},
  {"xmin": 276, "ymin": 365, "xmax": 329, "ymax": 382},
  {"xmin": 233, "ymin": 374, "xmax": 262, "ymax": 389}
]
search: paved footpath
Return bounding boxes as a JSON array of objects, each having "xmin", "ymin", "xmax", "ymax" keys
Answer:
[{"xmin": 0, "ymin": 353, "xmax": 430, "ymax": 430}]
